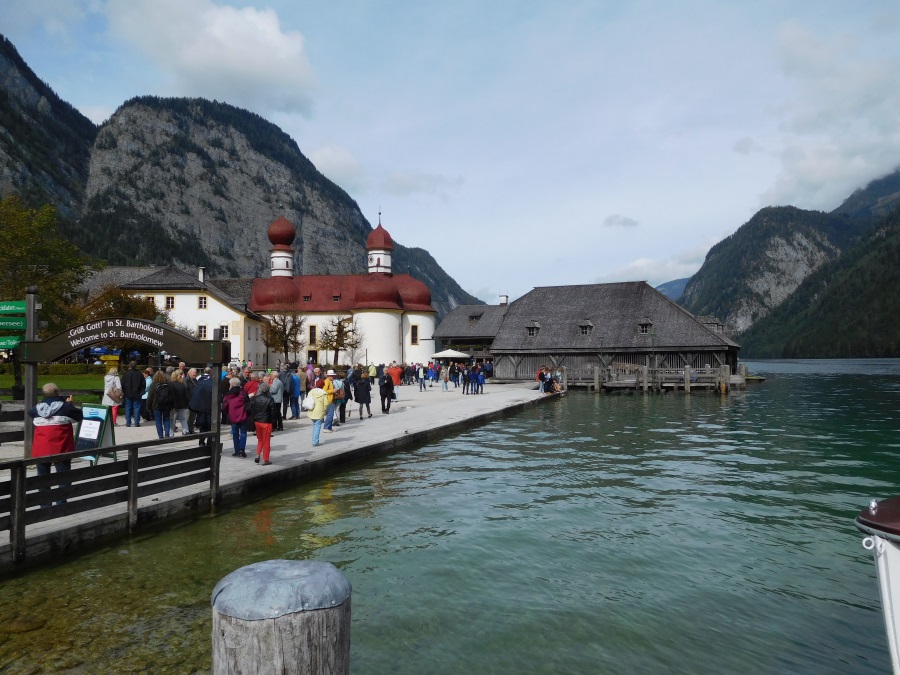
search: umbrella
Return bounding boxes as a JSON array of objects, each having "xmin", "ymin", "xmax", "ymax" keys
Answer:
[{"xmin": 431, "ymin": 348, "xmax": 470, "ymax": 359}]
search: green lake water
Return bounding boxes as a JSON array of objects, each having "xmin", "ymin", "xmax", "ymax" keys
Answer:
[{"xmin": 0, "ymin": 359, "xmax": 897, "ymax": 673}]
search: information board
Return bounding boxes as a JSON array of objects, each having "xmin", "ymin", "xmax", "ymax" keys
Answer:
[{"xmin": 76, "ymin": 403, "xmax": 117, "ymax": 461}]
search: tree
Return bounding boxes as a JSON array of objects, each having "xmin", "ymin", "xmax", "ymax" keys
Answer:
[
  {"xmin": 72, "ymin": 285, "xmax": 168, "ymax": 365},
  {"xmin": 317, "ymin": 316, "xmax": 364, "ymax": 366},
  {"xmin": 0, "ymin": 197, "xmax": 101, "ymax": 392},
  {"xmin": 0, "ymin": 196, "xmax": 101, "ymax": 333},
  {"xmin": 261, "ymin": 312, "xmax": 307, "ymax": 365}
]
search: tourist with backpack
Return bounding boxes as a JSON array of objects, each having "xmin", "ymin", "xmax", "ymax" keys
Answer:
[
  {"xmin": 221, "ymin": 377, "xmax": 249, "ymax": 457},
  {"xmin": 147, "ymin": 370, "xmax": 174, "ymax": 438}
]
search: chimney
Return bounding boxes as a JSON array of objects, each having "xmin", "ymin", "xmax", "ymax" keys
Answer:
[
  {"xmin": 499, "ymin": 294, "xmax": 509, "ymax": 305},
  {"xmin": 198, "ymin": 267, "xmax": 207, "ymax": 283}
]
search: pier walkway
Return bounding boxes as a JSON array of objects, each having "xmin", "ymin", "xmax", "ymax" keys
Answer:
[{"xmin": 0, "ymin": 381, "xmax": 551, "ymax": 572}]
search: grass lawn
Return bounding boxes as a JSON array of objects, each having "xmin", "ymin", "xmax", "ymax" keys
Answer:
[{"xmin": 0, "ymin": 374, "xmax": 108, "ymax": 403}]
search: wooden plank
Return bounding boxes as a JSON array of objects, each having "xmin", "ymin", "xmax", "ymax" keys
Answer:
[
  {"xmin": 137, "ymin": 470, "xmax": 211, "ymax": 498},
  {"xmin": 138, "ymin": 457, "xmax": 211, "ymax": 483},
  {"xmin": 25, "ymin": 489, "xmax": 127, "ymax": 525}
]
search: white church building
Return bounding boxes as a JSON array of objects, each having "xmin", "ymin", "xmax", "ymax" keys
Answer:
[{"xmin": 248, "ymin": 216, "xmax": 437, "ymax": 366}]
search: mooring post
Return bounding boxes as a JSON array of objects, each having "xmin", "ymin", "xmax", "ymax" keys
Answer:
[{"xmin": 211, "ymin": 560, "xmax": 352, "ymax": 675}]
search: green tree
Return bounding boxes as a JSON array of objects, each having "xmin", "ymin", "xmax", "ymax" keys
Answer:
[
  {"xmin": 0, "ymin": 196, "xmax": 101, "ymax": 392},
  {"xmin": 73, "ymin": 285, "xmax": 167, "ymax": 366},
  {"xmin": 317, "ymin": 316, "xmax": 363, "ymax": 366}
]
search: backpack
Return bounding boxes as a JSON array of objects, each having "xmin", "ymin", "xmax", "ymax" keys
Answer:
[{"xmin": 155, "ymin": 382, "xmax": 173, "ymax": 410}]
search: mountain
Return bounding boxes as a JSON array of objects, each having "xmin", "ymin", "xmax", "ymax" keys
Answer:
[
  {"xmin": 0, "ymin": 34, "xmax": 96, "ymax": 220},
  {"xmin": 680, "ymin": 167, "xmax": 900, "ymax": 339},
  {"xmin": 738, "ymin": 205, "xmax": 900, "ymax": 357},
  {"xmin": 0, "ymin": 35, "xmax": 481, "ymax": 317},
  {"xmin": 655, "ymin": 277, "xmax": 689, "ymax": 301}
]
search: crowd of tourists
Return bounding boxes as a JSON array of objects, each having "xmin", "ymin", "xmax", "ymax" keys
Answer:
[{"xmin": 32, "ymin": 358, "xmax": 500, "ymax": 479}]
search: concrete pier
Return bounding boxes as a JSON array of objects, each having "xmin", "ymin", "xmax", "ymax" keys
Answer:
[{"xmin": 0, "ymin": 382, "xmax": 553, "ymax": 571}]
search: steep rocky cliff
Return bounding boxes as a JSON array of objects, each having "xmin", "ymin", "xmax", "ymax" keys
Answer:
[
  {"xmin": 0, "ymin": 34, "xmax": 96, "ymax": 220},
  {"xmin": 0, "ymin": 32, "xmax": 480, "ymax": 316},
  {"xmin": 680, "ymin": 206, "xmax": 866, "ymax": 334}
]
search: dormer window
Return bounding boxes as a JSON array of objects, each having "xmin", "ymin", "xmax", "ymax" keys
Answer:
[
  {"xmin": 527, "ymin": 326, "xmax": 539, "ymax": 337},
  {"xmin": 469, "ymin": 313, "xmax": 483, "ymax": 322},
  {"xmin": 303, "ymin": 295, "xmax": 311, "ymax": 302},
  {"xmin": 332, "ymin": 295, "xmax": 340, "ymax": 302},
  {"xmin": 580, "ymin": 325, "xmax": 592, "ymax": 336},
  {"xmin": 639, "ymin": 321, "xmax": 653, "ymax": 334}
]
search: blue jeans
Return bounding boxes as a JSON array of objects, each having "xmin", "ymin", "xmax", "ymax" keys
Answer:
[
  {"xmin": 154, "ymin": 409, "xmax": 171, "ymax": 438},
  {"xmin": 230, "ymin": 421, "xmax": 248, "ymax": 454},
  {"xmin": 419, "ymin": 378, "xmax": 426, "ymax": 391},
  {"xmin": 324, "ymin": 403, "xmax": 335, "ymax": 430},
  {"xmin": 312, "ymin": 418, "xmax": 323, "ymax": 445},
  {"xmin": 125, "ymin": 398, "xmax": 142, "ymax": 426},
  {"xmin": 291, "ymin": 396, "xmax": 300, "ymax": 418}
]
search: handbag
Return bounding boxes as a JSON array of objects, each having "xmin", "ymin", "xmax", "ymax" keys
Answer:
[{"xmin": 109, "ymin": 386, "xmax": 124, "ymax": 402}]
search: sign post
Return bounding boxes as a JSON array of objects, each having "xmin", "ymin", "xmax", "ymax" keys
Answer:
[{"xmin": 76, "ymin": 404, "xmax": 117, "ymax": 463}]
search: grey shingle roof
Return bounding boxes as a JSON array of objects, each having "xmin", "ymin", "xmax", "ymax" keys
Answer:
[
  {"xmin": 433, "ymin": 304, "xmax": 510, "ymax": 339},
  {"xmin": 81, "ymin": 266, "xmax": 264, "ymax": 320},
  {"xmin": 489, "ymin": 282, "xmax": 739, "ymax": 352}
]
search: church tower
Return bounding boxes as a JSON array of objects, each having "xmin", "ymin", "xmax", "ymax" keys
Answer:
[
  {"xmin": 367, "ymin": 214, "xmax": 394, "ymax": 274},
  {"xmin": 267, "ymin": 216, "xmax": 296, "ymax": 277}
]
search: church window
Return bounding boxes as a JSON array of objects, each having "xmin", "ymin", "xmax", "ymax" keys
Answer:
[
  {"xmin": 411, "ymin": 325, "xmax": 419, "ymax": 345},
  {"xmin": 309, "ymin": 325, "xmax": 317, "ymax": 345}
]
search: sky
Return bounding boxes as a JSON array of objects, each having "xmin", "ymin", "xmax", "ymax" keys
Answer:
[{"xmin": 5, "ymin": 1, "xmax": 900, "ymax": 303}]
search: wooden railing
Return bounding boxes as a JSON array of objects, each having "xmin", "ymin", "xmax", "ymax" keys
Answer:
[
  {"xmin": 561, "ymin": 365, "xmax": 736, "ymax": 391},
  {"xmin": 0, "ymin": 434, "xmax": 221, "ymax": 564}
]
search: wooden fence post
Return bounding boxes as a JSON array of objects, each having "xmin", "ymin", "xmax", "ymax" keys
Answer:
[{"xmin": 212, "ymin": 560, "xmax": 352, "ymax": 675}]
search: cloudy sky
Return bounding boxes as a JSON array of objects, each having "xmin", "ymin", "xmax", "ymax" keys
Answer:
[{"xmin": 5, "ymin": 1, "xmax": 900, "ymax": 302}]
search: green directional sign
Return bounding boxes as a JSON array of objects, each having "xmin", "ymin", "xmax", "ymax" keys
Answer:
[
  {"xmin": 0, "ymin": 336, "xmax": 21, "ymax": 349},
  {"xmin": 0, "ymin": 316, "xmax": 26, "ymax": 330},
  {"xmin": 0, "ymin": 301, "xmax": 25, "ymax": 314}
]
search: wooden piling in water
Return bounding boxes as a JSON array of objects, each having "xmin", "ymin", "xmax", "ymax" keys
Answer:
[{"xmin": 211, "ymin": 559, "xmax": 352, "ymax": 674}]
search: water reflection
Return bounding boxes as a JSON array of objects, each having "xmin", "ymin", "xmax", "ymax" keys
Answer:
[{"xmin": 0, "ymin": 362, "xmax": 897, "ymax": 673}]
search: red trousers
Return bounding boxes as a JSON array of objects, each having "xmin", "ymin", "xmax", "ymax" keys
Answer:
[{"xmin": 255, "ymin": 422, "xmax": 272, "ymax": 461}]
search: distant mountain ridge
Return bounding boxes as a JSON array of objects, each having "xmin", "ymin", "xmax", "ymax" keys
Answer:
[
  {"xmin": 655, "ymin": 278, "xmax": 689, "ymax": 301},
  {"xmin": 0, "ymin": 34, "xmax": 481, "ymax": 317},
  {"xmin": 679, "ymin": 168, "xmax": 900, "ymax": 347},
  {"xmin": 737, "ymin": 205, "xmax": 900, "ymax": 357}
]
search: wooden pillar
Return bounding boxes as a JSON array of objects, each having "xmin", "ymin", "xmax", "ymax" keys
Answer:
[
  {"xmin": 593, "ymin": 367, "xmax": 600, "ymax": 392},
  {"xmin": 684, "ymin": 366, "xmax": 691, "ymax": 393},
  {"xmin": 641, "ymin": 366, "xmax": 649, "ymax": 391},
  {"xmin": 212, "ymin": 560, "xmax": 352, "ymax": 675}
]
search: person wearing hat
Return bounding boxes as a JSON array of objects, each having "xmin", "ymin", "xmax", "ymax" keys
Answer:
[{"xmin": 322, "ymin": 369, "xmax": 337, "ymax": 432}]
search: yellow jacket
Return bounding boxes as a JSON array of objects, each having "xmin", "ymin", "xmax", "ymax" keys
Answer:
[{"xmin": 322, "ymin": 377, "xmax": 334, "ymax": 405}]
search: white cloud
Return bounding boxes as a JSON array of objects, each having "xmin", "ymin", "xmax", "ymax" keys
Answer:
[
  {"xmin": 594, "ymin": 244, "xmax": 711, "ymax": 287},
  {"xmin": 733, "ymin": 137, "xmax": 763, "ymax": 155},
  {"xmin": 763, "ymin": 18, "xmax": 900, "ymax": 210},
  {"xmin": 105, "ymin": 0, "xmax": 315, "ymax": 116},
  {"xmin": 307, "ymin": 144, "xmax": 366, "ymax": 195},
  {"xmin": 603, "ymin": 214, "xmax": 639, "ymax": 228},
  {"xmin": 380, "ymin": 170, "xmax": 464, "ymax": 198}
]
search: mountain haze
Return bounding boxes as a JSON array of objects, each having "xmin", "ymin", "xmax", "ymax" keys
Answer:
[{"xmin": 0, "ymin": 35, "xmax": 481, "ymax": 317}]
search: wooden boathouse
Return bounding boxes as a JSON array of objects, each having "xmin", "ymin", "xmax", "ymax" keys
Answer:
[{"xmin": 434, "ymin": 282, "xmax": 741, "ymax": 391}]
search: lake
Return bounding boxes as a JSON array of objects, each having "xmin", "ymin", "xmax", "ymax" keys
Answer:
[{"xmin": 0, "ymin": 359, "xmax": 897, "ymax": 673}]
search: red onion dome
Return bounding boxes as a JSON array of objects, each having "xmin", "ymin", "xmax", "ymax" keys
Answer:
[
  {"xmin": 366, "ymin": 223, "xmax": 393, "ymax": 250},
  {"xmin": 267, "ymin": 217, "xmax": 296, "ymax": 247},
  {"xmin": 355, "ymin": 274, "xmax": 402, "ymax": 309}
]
